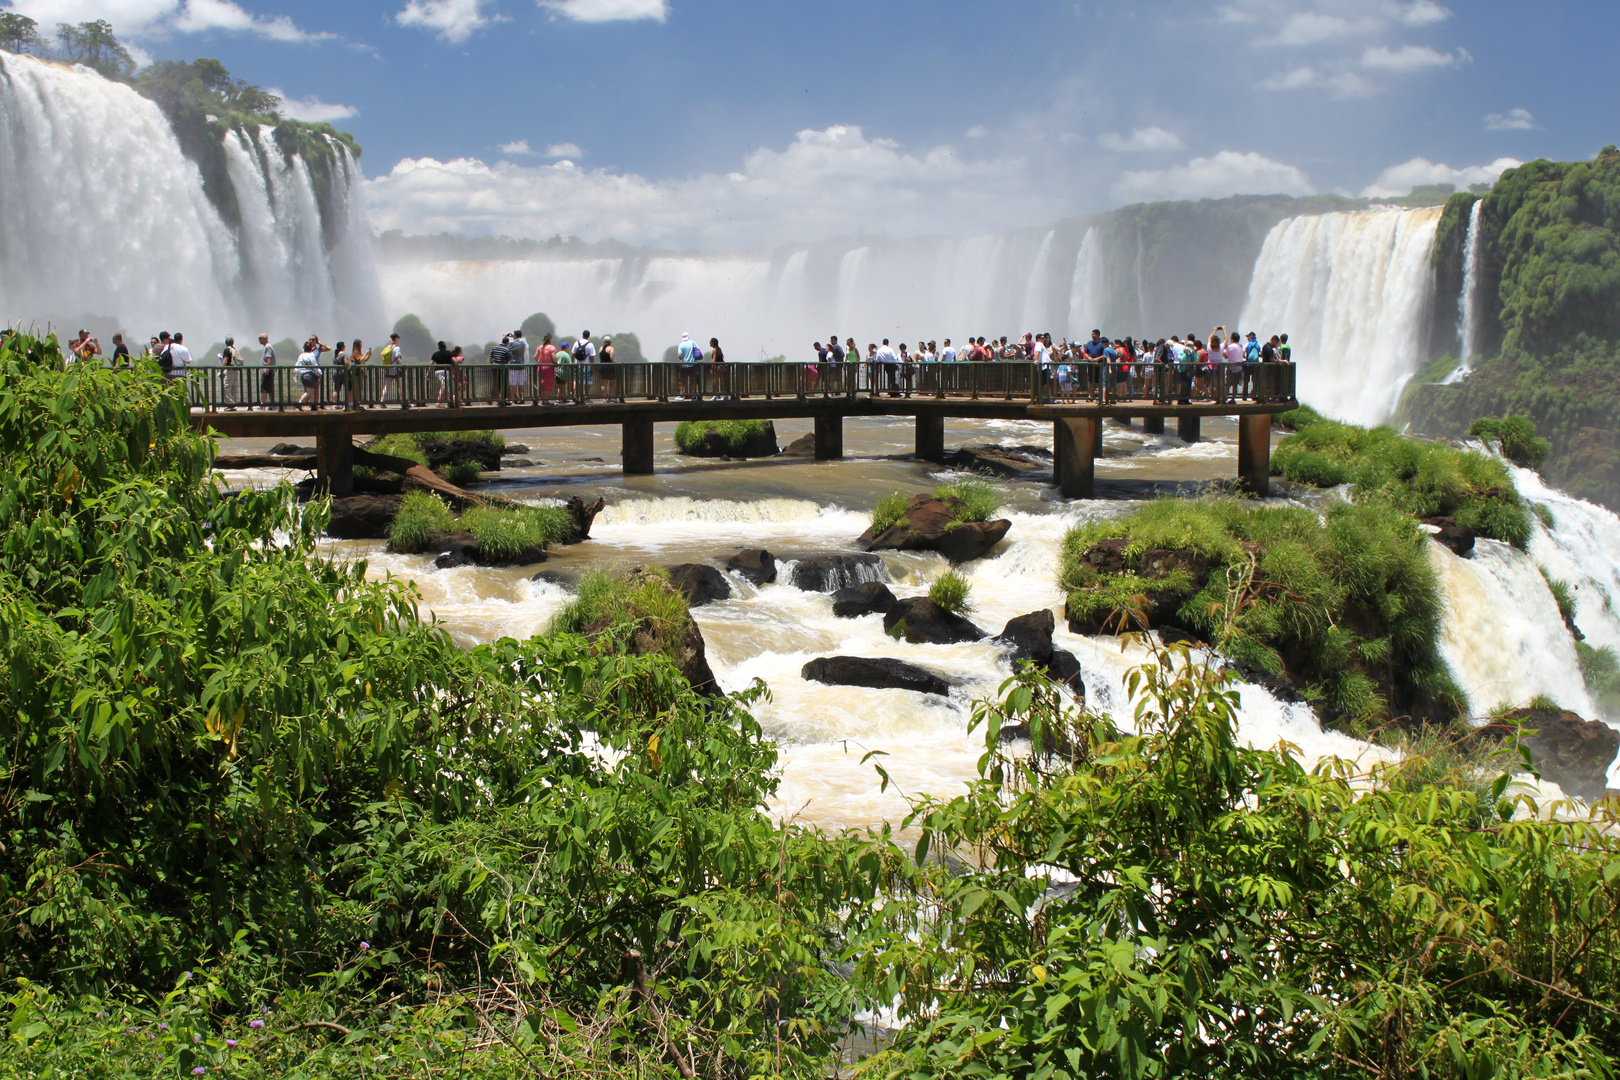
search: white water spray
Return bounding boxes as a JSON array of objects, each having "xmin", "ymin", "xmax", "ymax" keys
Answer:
[
  {"xmin": 1449, "ymin": 198, "xmax": 1485, "ymax": 383},
  {"xmin": 1239, "ymin": 207, "xmax": 1441, "ymax": 426},
  {"xmin": 1066, "ymin": 227, "xmax": 1104, "ymax": 341}
]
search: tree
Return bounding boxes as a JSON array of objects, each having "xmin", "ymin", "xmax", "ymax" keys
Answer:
[
  {"xmin": 520, "ymin": 311, "xmax": 556, "ymax": 344},
  {"xmin": 135, "ymin": 58, "xmax": 283, "ymax": 121},
  {"xmin": 0, "ymin": 13, "xmax": 42, "ymax": 54},
  {"xmin": 391, "ymin": 313, "xmax": 436, "ymax": 362},
  {"xmin": 55, "ymin": 20, "xmax": 133, "ymax": 81}
]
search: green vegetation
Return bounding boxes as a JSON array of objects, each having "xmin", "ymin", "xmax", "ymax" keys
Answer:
[
  {"xmin": 927, "ymin": 570, "xmax": 974, "ymax": 615},
  {"xmin": 387, "ymin": 490, "xmax": 455, "ymax": 552},
  {"xmin": 870, "ymin": 492, "xmax": 911, "ymax": 534},
  {"xmin": 520, "ymin": 311, "xmax": 556, "ymax": 344},
  {"xmin": 1470, "ymin": 413, "xmax": 1551, "ymax": 467},
  {"xmin": 365, "ymin": 431, "xmax": 429, "ymax": 466},
  {"xmin": 1273, "ymin": 411, "xmax": 1534, "ymax": 548},
  {"xmin": 549, "ymin": 567, "xmax": 702, "ymax": 669},
  {"xmin": 1533, "ymin": 501, "xmax": 1557, "ymax": 528},
  {"xmin": 1272, "ymin": 402, "xmax": 1325, "ymax": 431},
  {"xmin": 672, "ymin": 418, "xmax": 772, "ymax": 454},
  {"xmin": 1061, "ymin": 497, "xmax": 1460, "ymax": 727},
  {"xmin": 442, "ymin": 459, "xmax": 484, "ymax": 485},
  {"xmin": 934, "ymin": 476, "xmax": 1002, "ymax": 524},
  {"xmin": 1541, "ymin": 566, "xmax": 1579, "ymax": 625},
  {"xmin": 391, "ymin": 313, "xmax": 437, "ymax": 362},
  {"xmin": 1577, "ymin": 641, "xmax": 1620, "ymax": 715},
  {"xmin": 461, "ymin": 504, "xmax": 573, "ymax": 560}
]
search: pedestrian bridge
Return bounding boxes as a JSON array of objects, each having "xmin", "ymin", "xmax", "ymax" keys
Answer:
[{"xmin": 186, "ymin": 360, "xmax": 1298, "ymax": 499}]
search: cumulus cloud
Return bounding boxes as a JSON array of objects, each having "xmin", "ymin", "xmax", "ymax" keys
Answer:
[
  {"xmin": 498, "ymin": 140, "xmax": 534, "ymax": 156},
  {"xmin": 1112, "ymin": 150, "xmax": 1315, "ymax": 203},
  {"xmin": 1360, "ymin": 156, "xmax": 1522, "ymax": 198},
  {"xmin": 538, "ymin": 0, "xmax": 666, "ymax": 22},
  {"xmin": 1, "ymin": 0, "xmax": 330, "ymax": 41},
  {"xmin": 1263, "ymin": 11, "xmax": 1380, "ymax": 46},
  {"xmin": 267, "ymin": 88, "xmax": 356, "ymax": 123},
  {"xmin": 1400, "ymin": 0, "xmax": 1451, "ymax": 25},
  {"xmin": 1098, "ymin": 126, "xmax": 1184, "ymax": 153},
  {"xmin": 364, "ymin": 124, "xmax": 1064, "ymax": 251},
  {"xmin": 544, "ymin": 142, "xmax": 583, "ymax": 159},
  {"xmin": 1258, "ymin": 65, "xmax": 1375, "ymax": 98},
  {"xmin": 1485, "ymin": 108, "xmax": 1537, "ymax": 132},
  {"xmin": 396, "ymin": 0, "xmax": 500, "ymax": 42},
  {"xmin": 1361, "ymin": 43, "xmax": 1464, "ymax": 70}
]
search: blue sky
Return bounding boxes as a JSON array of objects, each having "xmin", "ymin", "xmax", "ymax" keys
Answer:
[{"xmin": 5, "ymin": 0, "xmax": 1615, "ymax": 249}]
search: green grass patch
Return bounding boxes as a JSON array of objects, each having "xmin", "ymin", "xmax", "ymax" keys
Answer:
[
  {"xmin": 365, "ymin": 432, "xmax": 428, "ymax": 467},
  {"xmin": 461, "ymin": 504, "xmax": 573, "ymax": 561},
  {"xmin": 1274, "ymin": 403, "xmax": 1326, "ymax": 432},
  {"xmin": 1532, "ymin": 502, "xmax": 1556, "ymax": 529},
  {"xmin": 1469, "ymin": 414, "xmax": 1551, "ymax": 468},
  {"xmin": 443, "ymin": 460, "xmax": 484, "ymax": 486},
  {"xmin": 1272, "ymin": 413, "xmax": 1533, "ymax": 548},
  {"xmin": 928, "ymin": 571, "xmax": 974, "ymax": 614},
  {"xmin": 871, "ymin": 493, "xmax": 911, "ymax": 534},
  {"xmin": 549, "ymin": 568, "xmax": 695, "ymax": 666},
  {"xmin": 674, "ymin": 419, "xmax": 773, "ymax": 454},
  {"xmin": 1060, "ymin": 497, "xmax": 1463, "ymax": 729},
  {"xmin": 1577, "ymin": 641, "xmax": 1620, "ymax": 715},
  {"xmin": 1540, "ymin": 567, "xmax": 1578, "ymax": 625},
  {"xmin": 934, "ymin": 477, "xmax": 1002, "ymax": 524},
  {"xmin": 388, "ymin": 492, "xmax": 455, "ymax": 553}
]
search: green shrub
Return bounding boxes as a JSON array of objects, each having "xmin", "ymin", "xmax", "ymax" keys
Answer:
[
  {"xmin": 1540, "ymin": 566, "xmax": 1578, "ymax": 625},
  {"xmin": 1532, "ymin": 502, "xmax": 1557, "ymax": 529},
  {"xmin": 1274, "ymin": 402, "xmax": 1326, "ymax": 431},
  {"xmin": 934, "ymin": 476, "xmax": 1002, "ymax": 524},
  {"xmin": 674, "ymin": 419, "xmax": 773, "ymax": 454},
  {"xmin": 1528, "ymin": 693, "xmax": 1563, "ymax": 714},
  {"xmin": 365, "ymin": 431, "xmax": 428, "ymax": 466},
  {"xmin": 1273, "ymin": 417, "xmax": 1533, "ymax": 548},
  {"xmin": 871, "ymin": 493, "xmax": 911, "ymax": 534},
  {"xmin": 1470, "ymin": 414, "xmax": 1551, "ymax": 468},
  {"xmin": 928, "ymin": 570, "xmax": 974, "ymax": 614},
  {"xmin": 550, "ymin": 568, "xmax": 695, "ymax": 666},
  {"xmin": 443, "ymin": 460, "xmax": 484, "ymax": 486},
  {"xmin": 1577, "ymin": 641, "xmax": 1620, "ymax": 714},
  {"xmin": 388, "ymin": 491, "xmax": 454, "ymax": 552},
  {"xmin": 461, "ymin": 504, "xmax": 572, "ymax": 560}
]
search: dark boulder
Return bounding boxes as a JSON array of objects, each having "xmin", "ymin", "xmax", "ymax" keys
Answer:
[
  {"xmin": 419, "ymin": 437, "xmax": 503, "ymax": 473},
  {"xmin": 780, "ymin": 432, "xmax": 816, "ymax": 457},
  {"xmin": 565, "ymin": 495, "xmax": 605, "ymax": 540},
  {"xmin": 941, "ymin": 444, "xmax": 1052, "ymax": 479},
  {"xmin": 434, "ymin": 548, "xmax": 474, "ymax": 570},
  {"xmin": 1222, "ymin": 657, "xmax": 1305, "ymax": 704},
  {"xmin": 1474, "ymin": 707, "xmax": 1620, "ymax": 805},
  {"xmin": 680, "ymin": 421, "xmax": 780, "ymax": 458},
  {"xmin": 666, "ymin": 563, "xmax": 732, "ymax": 607},
  {"xmin": 857, "ymin": 494, "xmax": 1011, "ymax": 564},
  {"xmin": 1425, "ymin": 516, "xmax": 1476, "ymax": 557},
  {"xmin": 531, "ymin": 570, "xmax": 568, "ymax": 585},
  {"xmin": 883, "ymin": 597, "xmax": 986, "ymax": 645},
  {"xmin": 831, "ymin": 581, "xmax": 898, "ymax": 618},
  {"xmin": 503, "ymin": 444, "xmax": 531, "ymax": 455},
  {"xmin": 802, "ymin": 656, "xmax": 951, "ymax": 697},
  {"xmin": 790, "ymin": 553, "xmax": 885, "ymax": 592},
  {"xmin": 1158, "ymin": 626, "xmax": 1207, "ymax": 649},
  {"xmin": 1046, "ymin": 649, "xmax": 1086, "ymax": 699},
  {"xmin": 325, "ymin": 494, "xmax": 403, "ymax": 539},
  {"xmin": 997, "ymin": 609, "xmax": 1056, "ymax": 666},
  {"xmin": 725, "ymin": 548, "xmax": 778, "ymax": 585},
  {"xmin": 269, "ymin": 441, "xmax": 313, "ymax": 456},
  {"xmin": 506, "ymin": 458, "xmax": 535, "ymax": 468}
]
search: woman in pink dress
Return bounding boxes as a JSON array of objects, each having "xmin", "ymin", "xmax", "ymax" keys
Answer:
[{"xmin": 538, "ymin": 333, "xmax": 558, "ymax": 401}]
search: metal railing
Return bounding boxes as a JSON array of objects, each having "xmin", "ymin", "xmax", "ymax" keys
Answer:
[{"xmin": 178, "ymin": 360, "xmax": 1296, "ymax": 412}]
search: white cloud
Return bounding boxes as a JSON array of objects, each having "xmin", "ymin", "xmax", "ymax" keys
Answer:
[
  {"xmin": 1485, "ymin": 107, "xmax": 1537, "ymax": 132},
  {"xmin": 1112, "ymin": 150, "xmax": 1315, "ymax": 203},
  {"xmin": 1264, "ymin": 12, "xmax": 1378, "ymax": 45},
  {"xmin": 1400, "ymin": 0, "xmax": 1451, "ymax": 25},
  {"xmin": 266, "ymin": 88, "xmax": 356, "ymax": 122},
  {"xmin": 1361, "ymin": 43, "xmax": 1463, "ymax": 70},
  {"xmin": 364, "ymin": 124, "xmax": 1062, "ymax": 251},
  {"xmin": 1258, "ymin": 65, "xmax": 1375, "ymax": 98},
  {"xmin": 396, "ymin": 0, "xmax": 500, "ymax": 42},
  {"xmin": 544, "ymin": 141, "xmax": 582, "ymax": 159},
  {"xmin": 1, "ymin": 0, "xmax": 329, "ymax": 41},
  {"xmin": 538, "ymin": 0, "xmax": 665, "ymax": 22},
  {"xmin": 965, "ymin": 125, "xmax": 988, "ymax": 138},
  {"xmin": 1360, "ymin": 156, "xmax": 1522, "ymax": 198},
  {"xmin": 498, "ymin": 139, "xmax": 534, "ymax": 156},
  {"xmin": 1098, "ymin": 126, "xmax": 1184, "ymax": 153}
]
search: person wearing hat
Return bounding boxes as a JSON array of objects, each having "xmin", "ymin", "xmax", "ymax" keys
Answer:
[{"xmin": 507, "ymin": 328, "xmax": 529, "ymax": 401}]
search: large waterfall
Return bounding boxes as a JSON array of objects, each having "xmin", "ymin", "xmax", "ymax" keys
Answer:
[
  {"xmin": 1239, "ymin": 207, "xmax": 1442, "ymax": 426},
  {"xmin": 0, "ymin": 52, "xmax": 379, "ymax": 344}
]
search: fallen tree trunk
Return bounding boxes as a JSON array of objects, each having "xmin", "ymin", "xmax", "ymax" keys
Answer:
[
  {"xmin": 213, "ymin": 454, "xmax": 315, "ymax": 470},
  {"xmin": 351, "ymin": 448, "xmax": 520, "ymax": 511}
]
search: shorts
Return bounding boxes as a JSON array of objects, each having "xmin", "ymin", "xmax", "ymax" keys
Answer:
[
  {"xmin": 260, "ymin": 370, "xmax": 275, "ymax": 392},
  {"xmin": 299, "ymin": 371, "xmax": 318, "ymax": 388}
]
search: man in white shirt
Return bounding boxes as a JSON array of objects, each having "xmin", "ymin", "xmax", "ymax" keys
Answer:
[
  {"xmin": 939, "ymin": 338, "xmax": 956, "ymax": 364},
  {"xmin": 295, "ymin": 346, "xmax": 320, "ymax": 410},
  {"xmin": 874, "ymin": 338, "xmax": 900, "ymax": 397}
]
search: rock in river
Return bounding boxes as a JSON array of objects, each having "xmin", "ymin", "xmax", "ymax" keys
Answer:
[
  {"xmin": 666, "ymin": 563, "xmax": 732, "ymax": 607},
  {"xmin": 802, "ymin": 656, "xmax": 951, "ymax": 697},
  {"xmin": 725, "ymin": 548, "xmax": 778, "ymax": 585},
  {"xmin": 883, "ymin": 597, "xmax": 986, "ymax": 645},
  {"xmin": 857, "ymin": 494, "xmax": 1011, "ymax": 564},
  {"xmin": 831, "ymin": 582, "xmax": 898, "ymax": 618},
  {"xmin": 790, "ymin": 553, "xmax": 885, "ymax": 592}
]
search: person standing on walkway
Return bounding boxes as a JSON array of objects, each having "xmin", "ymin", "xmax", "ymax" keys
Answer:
[
  {"xmin": 295, "ymin": 342, "xmax": 320, "ymax": 410},
  {"xmin": 168, "ymin": 334, "xmax": 193, "ymax": 403},
  {"xmin": 708, "ymin": 337, "xmax": 727, "ymax": 400},
  {"xmin": 538, "ymin": 333, "xmax": 557, "ymax": 402},
  {"xmin": 347, "ymin": 340, "xmax": 371, "ymax": 410},
  {"xmin": 507, "ymin": 328, "xmax": 529, "ymax": 403},
  {"xmin": 111, "ymin": 333, "xmax": 129, "ymax": 366},
  {"xmin": 256, "ymin": 334, "xmax": 276, "ymax": 409},
  {"xmin": 379, "ymin": 332, "xmax": 406, "ymax": 408},
  {"xmin": 598, "ymin": 336, "xmax": 618, "ymax": 401},
  {"xmin": 431, "ymin": 340, "xmax": 453, "ymax": 406},
  {"xmin": 218, "ymin": 336, "xmax": 241, "ymax": 410},
  {"xmin": 488, "ymin": 334, "xmax": 512, "ymax": 402}
]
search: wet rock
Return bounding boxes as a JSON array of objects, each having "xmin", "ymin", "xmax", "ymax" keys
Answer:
[
  {"xmin": 883, "ymin": 597, "xmax": 986, "ymax": 645},
  {"xmin": 565, "ymin": 495, "xmax": 606, "ymax": 540},
  {"xmin": 531, "ymin": 570, "xmax": 568, "ymax": 585},
  {"xmin": 941, "ymin": 444, "xmax": 1052, "ymax": 479},
  {"xmin": 1157, "ymin": 627, "xmax": 1207, "ymax": 649},
  {"xmin": 666, "ymin": 563, "xmax": 732, "ymax": 607},
  {"xmin": 831, "ymin": 581, "xmax": 898, "ymax": 618},
  {"xmin": 1080, "ymin": 537, "xmax": 1129, "ymax": 574},
  {"xmin": 780, "ymin": 432, "xmax": 816, "ymax": 457},
  {"xmin": 679, "ymin": 421, "xmax": 780, "ymax": 458},
  {"xmin": 503, "ymin": 444, "xmax": 531, "ymax": 455},
  {"xmin": 1046, "ymin": 649, "xmax": 1086, "ymax": 699},
  {"xmin": 506, "ymin": 458, "xmax": 535, "ymax": 468},
  {"xmin": 1222, "ymin": 657, "xmax": 1305, "ymax": 704},
  {"xmin": 268, "ymin": 441, "xmax": 314, "ymax": 456},
  {"xmin": 1424, "ymin": 516, "xmax": 1476, "ymax": 557},
  {"xmin": 857, "ymin": 494, "xmax": 1012, "ymax": 564},
  {"xmin": 1137, "ymin": 548, "xmax": 1212, "ymax": 582},
  {"xmin": 325, "ymin": 494, "xmax": 403, "ymax": 539},
  {"xmin": 434, "ymin": 548, "xmax": 474, "ymax": 570},
  {"xmin": 725, "ymin": 548, "xmax": 778, "ymax": 585},
  {"xmin": 790, "ymin": 553, "xmax": 885, "ymax": 592},
  {"xmin": 580, "ymin": 572, "xmax": 720, "ymax": 696},
  {"xmin": 1474, "ymin": 707, "xmax": 1620, "ymax": 804},
  {"xmin": 802, "ymin": 656, "xmax": 951, "ymax": 697},
  {"xmin": 997, "ymin": 610, "xmax": 1056, "ymax": 666}
]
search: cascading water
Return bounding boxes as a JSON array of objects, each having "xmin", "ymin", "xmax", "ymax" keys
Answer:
[
  {"xmin": 1066, "ymin": 227, "xmax": 1103, "ymax": 340},
  {"xmin": 0, "ymin": 53, "xmax": 380, "ymax": 342},
  {"xmin": 1239, "ymin": 207, "xmax": 1441, "ymax": 426},
  {"xmin": 1019, "ymin": 230, "xmax": 1056, "ymax": 332},
  {"xmin": 1447, "ymin": 198, "xmax": 1485, "ymax": 384}
]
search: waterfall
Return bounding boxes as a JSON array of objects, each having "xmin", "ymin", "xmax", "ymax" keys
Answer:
[
  {"xmin": 1019, "ymin": 230, "xmax": 1055, "ymax": 333},
  {"xmin": 835, "ymin": 246, "xmax": 869, "ymax": 330},
  {"xmin": 1449, "ymin": 198, "xmax": 1485, "ymax": 382},
  {"xmin": 1239, "ymin": 207, "xmax": 1441, "ymax": 426},
  {"xmin": 0, "ymin": 53, "xmax": 379, "ymax": 343},
  {"xmin": 1066, "ymin": 227, "xmax": 1103, "ymax": 340}
]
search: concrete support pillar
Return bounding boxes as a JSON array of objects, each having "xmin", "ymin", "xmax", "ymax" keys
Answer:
[
  {"xmin": 315, "ymin": 432, "xmax": 354, "ymax": 497},
  {"xmin": 1177, "ymin": 415, "xmax": 1202, "ymax": 443},
  {"xmin": 915, "ymin": 414, "xmax": 945, "ymax": 463},
  {"xmin": 621, "ymin": 417, "xmax": 655, "ymax": 475},
  {"xmin": 1053, "ymin": 417, "xmax": 1097, "ymax": 499},
  {"xmin": 1093, "ymin": 417, "xmax": 1105, "ymax": 456},
  {"xmin": 1237, "ymin": 413, "xmax": 1273, "ymax": 497},
  {"xmin": 814, "ymin": 415, "xmax": 844, "ymax": 460},
  {"xmin": 1142, "ymin": 415, "xmax": 1165, "ymax": 435}
]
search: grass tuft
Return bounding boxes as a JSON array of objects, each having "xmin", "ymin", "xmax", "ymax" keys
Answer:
[
  {"xmin": 674, "ymin": 419, "xmax": 773, "ymax": 454},
  {"xmin": 462, "ymin": 505, "xmax": 574, "ymax": 561},
  {"xmin": 1469, "ymin": 414, "xmax": 1550, "ymax": 468},
  {"xmin": 549, "ymin": 568, "xmax": 693, "ymax": 665},
  {"xmin": 1539, "ymin": 567, "xmax": 1578, "ymax": 625},
  {"xmin": 389, "ymin": 492, "xmax": 454, "ymax": 553},
  {"xmin": 870, "ymin": 493, "xmax": 911, "ymax": 535},
  {"xmin": 934, "ymin": 477, "xmax": 1002, "ymax": 524},
  {"xmin": 928, "ymin": 571, "xmax": 974, "ymax": 614}
]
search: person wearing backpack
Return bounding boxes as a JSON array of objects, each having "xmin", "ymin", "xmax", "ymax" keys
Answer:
[{"xmin": 379, "ymin": 332, "xmax": 407, "ymax": 408}]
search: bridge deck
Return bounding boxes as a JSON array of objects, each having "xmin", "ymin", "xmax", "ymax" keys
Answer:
[{"xmin": 184, "ymin": 360, "xmax": 1297, "ymax": 499}]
